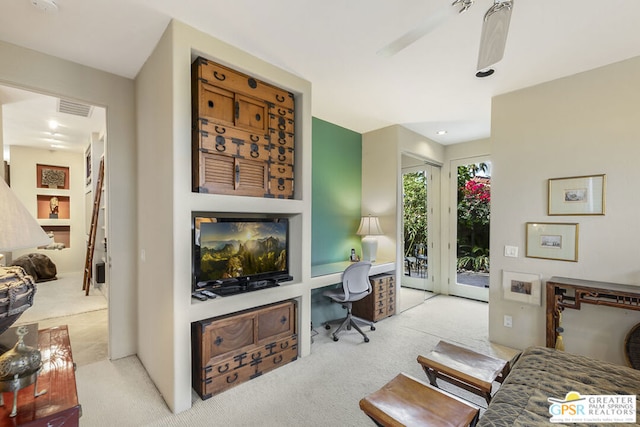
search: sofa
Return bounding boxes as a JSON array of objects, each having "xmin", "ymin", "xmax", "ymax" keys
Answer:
[{"xmin": 478, "ymin": 346, "xmax": 640, "ymax": 426}]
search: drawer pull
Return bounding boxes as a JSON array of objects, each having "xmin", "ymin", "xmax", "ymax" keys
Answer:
[
  {"xmin": 226, "ymin": 373, "xmax": 239, "ymax": 384},
  {"xmin": 255, "ymin": 113, "xmax": 261, "ymax": 122},
  {"xmin": 252, "ymin": 351, "xmax": 262, "ymax": 361},
  {"xmin": 235, "ymin": 102, "xmax": 239, "ymax": 119},
  {"xmin": 214, "ymin": 336, "xmax": 223, "ymax": 346},
  {"xmin": 214, "ymin": 71, "xmax": 226, "ymax": 81},
  {"xmin": 208, "ymin": 100, "xmax": 214, "ymax": 108},
  {"xmin": 278, "ymin": 154, "xmax": 286, "ymax": 162},
  {"xmin": 278, "ymin": 108, "xmax": 287, "ymax": 116},
  {"xmin": 278, "ymin": 167, "xmax": 286, "ymax": 174},
  {"xmin": 217, "ymin": 363, "xmax": 230, "ymax": 374},
  {"xmin": 278, "ymin": 138, "xmax": 286, "ymax": 145},
  {"xmin": 273, "ymin": 354, "xmax": 283, "ymax": 364},
  {"xmin": 248, "ymin": 77, "xmax": 257, "ymax": 89},
  {"xmin": 250, "ymin": 135, "xmax": 260, "ymax": 142},
  {"xmin": 215, "ymin": 136, "xmax": 226, "ymax": 152},
  {"xmin": 250, "ymin": 143, "xmax": 260, "ymax": 158},
  {"xmin": 214, "ymin": 126, "xmax": 226, "ymax": 134},
  {"xmin": 280, "ymin": 341, "xmax": 289, "ymax": 350},
  {"xmin": 235, "ymin": 164, "xmax": 240, "ymax": 184},
  {"xmin": 278, "ymin": 130, "xmax": 286, "ymax": 139},
  {"xmin": 280, "ymin": 315, "xmax": 288, "ymax": 325},
  {"xmin": 276, "ymin": 94, "xmax": 285, "ymax": 103}
]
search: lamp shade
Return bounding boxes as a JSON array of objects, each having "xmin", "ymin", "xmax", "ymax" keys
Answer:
[
  {"xmin": 356, "ymin": 216, "xmax": 383, "ymax": 236},
  {"xmin": 0, "ymin": 178, "xmax": 51, "ymax": 251}
]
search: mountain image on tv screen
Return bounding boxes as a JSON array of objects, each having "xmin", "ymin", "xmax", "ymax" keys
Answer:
[{"xmin": 198, "ymin": 220, "xmax": 287, "ymax": 281}]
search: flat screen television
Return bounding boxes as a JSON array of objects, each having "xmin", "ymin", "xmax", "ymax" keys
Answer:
[{"xmin": 193, "ymin": 215, "xmax": 290, "ymax": 291}]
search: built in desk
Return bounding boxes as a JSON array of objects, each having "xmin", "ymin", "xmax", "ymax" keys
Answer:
[
  {"xmin": 309, "ymin": 260, "xmax": 395, "ymax": 289},
  {"xmin": 0, "ymin": 325, "xmax": 80, "ymax": 427}
]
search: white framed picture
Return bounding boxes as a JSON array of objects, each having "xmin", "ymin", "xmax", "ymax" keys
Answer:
[{"xmin": 502, "ymin": 270, "xmax": 542, "ymax": 305}]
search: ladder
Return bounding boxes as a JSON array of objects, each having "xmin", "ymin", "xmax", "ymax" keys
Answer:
[{"xmin": 83, "ymin": 157, "xmax": 104, "ymax": 296}]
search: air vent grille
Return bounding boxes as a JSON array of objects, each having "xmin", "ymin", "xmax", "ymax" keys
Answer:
[{"xmin": 57, "ymin": 99, "xmax": 93, "ymax": 117}]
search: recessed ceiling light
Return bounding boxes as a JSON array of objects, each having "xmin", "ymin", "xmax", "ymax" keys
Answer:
[
  {"xmin": 436, "ymin": 130, "xmax": 447, "ymax": 135},
  {"xmin": 48, "ymin": 120, "xmax": 59, "ymax": 130},
  {"xmin": 50, "ymin": 144, "xmax": 66, "ymax": 149},
  {"xmin": 31, "ymin": 0, "xmax": 58, "ymax": 13}
]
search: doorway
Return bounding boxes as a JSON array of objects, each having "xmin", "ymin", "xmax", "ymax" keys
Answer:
[
  {"xmin": 449, "ymin": 157, "xmax": 490, "ymax": 302},
  {"xmin": 400, "ymin": 155, "xmax": 440, "ymax": 312},
  {"xmin": 1, "ymin": 84, "xmax": 109, "ymax": 365}
]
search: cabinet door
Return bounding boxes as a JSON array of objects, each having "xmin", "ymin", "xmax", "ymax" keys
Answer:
[
  {"xmin": 196, "ymin": 152, "xmax": 268, "ymax": 196},
  {"xmin": 256, "ymin": 301, "xmax": 295, "ymax": 344},
  {"xmin": 197, "ymin": 83, "xmax": 235, "ymax": 127},
  {"xmin": 199, "ymin": 314, "xmax": 255, "ymax": 367},
  {"xmin": 235, "ymin": 94, "xmax": 268, "ymax": 133}
]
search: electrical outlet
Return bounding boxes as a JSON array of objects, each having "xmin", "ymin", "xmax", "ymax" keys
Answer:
[
  {"xmin": 504, "ymin": 245, "xmax": 518, "ymax": 257},
  {"xmin": 503, "ymin": 315, "xmax": 513, "ymax": 328}
]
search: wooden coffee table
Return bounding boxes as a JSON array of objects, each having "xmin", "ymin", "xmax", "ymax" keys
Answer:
[
  {"xmin": 417, "ymin": 340, "xmax": 510, "ymax": 405},
  {"xmin": 359, "ymin": 373, "xmax": 479, "ymax": 427}
]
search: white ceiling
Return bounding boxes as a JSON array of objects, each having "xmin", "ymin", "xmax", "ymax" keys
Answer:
[{"xmin": 1, "ymin": 0, "xmax": 640, "ymax": 153}]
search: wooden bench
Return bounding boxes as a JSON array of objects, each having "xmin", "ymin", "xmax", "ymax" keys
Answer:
[
  {"xmin": 359, "ymin": 373, "xmax": 479, "ymax": 427},
  {"xmin": 417, "ymin": 340, "xmax": 510, "ymax": 405}
]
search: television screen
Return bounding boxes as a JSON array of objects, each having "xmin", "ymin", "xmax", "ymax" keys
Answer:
[{"xmin": 193, "ymin": 216, "xmax": 289, "ymax": 288}]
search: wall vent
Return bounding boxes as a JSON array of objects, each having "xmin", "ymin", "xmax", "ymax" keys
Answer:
[{"xmin": 57, "ymin": 99, "xmax": 93, "ymax": 117}]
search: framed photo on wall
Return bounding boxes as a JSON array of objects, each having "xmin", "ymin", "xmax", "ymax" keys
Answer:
[
  {"xmin": 526, "ymin": 222, "xmax": 578, "ymax": 262},
  {"xmin": 548, "ymin": 174, "xmax": 605, "ymax": 215},
  {"xmin": 502, "ymin": 271, "xmax": 542, "ymax": 305}
]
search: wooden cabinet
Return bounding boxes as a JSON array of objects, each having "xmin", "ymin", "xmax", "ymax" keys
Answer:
[
  {"xmin": 352, "ymin": 273, "xmax": 396, "ymax": 322},
  {"xmin": 0, "ymin": 326, "xmax": 81, "ymax": 427},
  {"xmin": 192, "ymin": 300, "xmax": 298, "ymax": 400},
  {"xmin": 192, "ymin": 57, "xmax": 295, "ymax": 198}
]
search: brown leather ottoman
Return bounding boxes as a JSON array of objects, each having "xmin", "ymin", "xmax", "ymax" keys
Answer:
[{"xmin": 359, "ymin": 373, "xmax": 479, "ymax": 427}]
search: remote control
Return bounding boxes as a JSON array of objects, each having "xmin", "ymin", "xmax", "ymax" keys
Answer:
[
  {"xmin": 200, "ymin": 290, "xmax": 218, "ymax": 299},
  {"xmin": 191, "ymin": 291, "xmax": 207, "ymax": 301}
]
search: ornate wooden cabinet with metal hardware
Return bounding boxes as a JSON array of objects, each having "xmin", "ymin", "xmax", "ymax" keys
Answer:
[
  {"xmin": 191, "ymin": 57, "xmax": 295, "ymax": 198},
  {"xmin": 191, "ymin": 300, "xmax": 298, "ymax": 400},
  {"xmin": 352, "ymin": 273, "xmax": 396, "ymax": 322}
]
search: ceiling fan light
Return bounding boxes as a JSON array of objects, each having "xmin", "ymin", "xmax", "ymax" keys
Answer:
[{"xmin": 476, "ymin": 0, "xmax": 513, "ymax": 71}]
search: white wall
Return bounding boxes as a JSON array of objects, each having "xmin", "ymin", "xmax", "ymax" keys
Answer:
[
  {"xmin": 490, "ymin": 56, "xmax": 640, "ymax": 364},
  {"xmin": 10, "ymin": 146, "xmax": 84, "ymax": 273},
  {"xmin": 136, "ymin": 20, "xmax": 312, "ymax": 413},
  {"xmin": 0, "ymin": 40, "xmax": 137, "ymax": 359}
]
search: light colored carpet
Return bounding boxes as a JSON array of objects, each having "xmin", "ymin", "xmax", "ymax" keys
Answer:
[
  {"xmin": 75, "ymin": 295, "xmax": 519, "ymax": 427},
  {"xmin": 17, "ymin": 271, "xmax": 107, "ymax": 324}
]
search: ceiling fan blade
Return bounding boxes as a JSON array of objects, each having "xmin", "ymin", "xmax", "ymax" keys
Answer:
[
  {"xmin": 476, "ymin": 0, "xmax": 513, "ymax": 71},
  {"xmin": 377, "ymin": 5, "xmax": 458, "ymax": 57}
]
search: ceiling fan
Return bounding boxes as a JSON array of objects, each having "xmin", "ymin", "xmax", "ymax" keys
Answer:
[{"xmin": 378, "ymin": 0, "xmax": 514, "ymax": 73}]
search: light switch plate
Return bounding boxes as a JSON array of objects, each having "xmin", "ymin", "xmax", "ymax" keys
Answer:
[{"xmin": 504, "ymin": 245, "xmax": 518, "ymax": 257}]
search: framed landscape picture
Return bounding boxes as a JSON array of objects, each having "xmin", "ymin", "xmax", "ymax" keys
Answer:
[
  {"xmin": 526, "ymin": 222, "xmax": 578, "ymax": 262},
  {"xmin": 548, "ymin": 174, "xmax": 605, "ymax": 215},
  {"xmin": 502, "ymin": 271, "xmax": 542, "ymax": 305}
]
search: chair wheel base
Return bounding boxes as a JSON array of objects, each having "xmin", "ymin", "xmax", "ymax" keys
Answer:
[
  {"xmin": 364, "ymin": 337, "xmax": 370, "ymax": 343},
  {"xmin": 333, "ymin": 336, "xmax": 339, "ymax": 342},
  {"xmin": 371, "ymin": 326, "xmax": 376, "ymax": 331},
  {"xmin": 325, "ymin": 324, "xmax": 331, "ymax": 330}
]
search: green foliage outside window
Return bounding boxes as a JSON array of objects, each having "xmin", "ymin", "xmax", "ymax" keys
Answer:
[
  {"xmin": 403, "ymin": 171, "xmax": 427, "ymax": 258},
  {"xmin": 457, "ymin": 163, "xmax": 490, "ymax": 272}
]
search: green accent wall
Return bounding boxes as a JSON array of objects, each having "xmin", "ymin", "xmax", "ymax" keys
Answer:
[{"xmin": 312, "ymin": 117, "xmax": 362, "ymax": 266}]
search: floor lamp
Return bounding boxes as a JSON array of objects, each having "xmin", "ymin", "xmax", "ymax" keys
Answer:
[{"xmin": 357, "ymin": 215, "xmax": 383, "ymax": 262}]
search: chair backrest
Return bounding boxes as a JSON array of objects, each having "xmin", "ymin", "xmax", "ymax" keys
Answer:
[{"xmin": 341, "ymin": 261, "xmax": 372, "ymax": 301}]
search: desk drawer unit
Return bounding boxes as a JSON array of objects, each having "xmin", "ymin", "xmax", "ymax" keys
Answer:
[
  {"xmin": 352, "ymin": 273, "xmax": 396, "ymax": 322},
  {"xmin": 192, "ymin": 300, "xmax": 298, "ymax": 400}
]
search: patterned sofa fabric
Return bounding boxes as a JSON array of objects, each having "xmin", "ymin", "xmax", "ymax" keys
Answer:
[{"xmin": 478, "ymin": 346, "xmax": 640, "ymax": 427}]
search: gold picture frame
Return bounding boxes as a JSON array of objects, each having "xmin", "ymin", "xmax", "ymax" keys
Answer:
[
  {"xmin": 502, "ymin": 271, "xmax": 542, "ymax": 305},
  {"xmin": 526, "ymin": 222, "xmax": 578, "ymax": 262},
  {"xmin": 548, "ymin": 174, "xmax": 605, "ymax": 215}
]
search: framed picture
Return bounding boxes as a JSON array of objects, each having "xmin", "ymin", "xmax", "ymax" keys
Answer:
[
  {"xmin": 85, "ymin": 146, "xmax": 92, "ymax": 186},
  {"xmin": 526, "ymin": 222, "xmax": 578, "ymax": 262},
  {"xmin": 502, "ymin": 271, "xmax": 542, "ymax": 305},
  {"xmin": 548, "ymin": 174, "xmax": 605, "ymax": 215}
]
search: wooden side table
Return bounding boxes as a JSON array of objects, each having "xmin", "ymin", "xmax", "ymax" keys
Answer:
[
  {"xmin": 0, "ymin": 325, "xmax": 80, "ymax": 426},
  {"xmin": 417, "ymin": 340, "xmax": 510, "ymax": 405}
]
